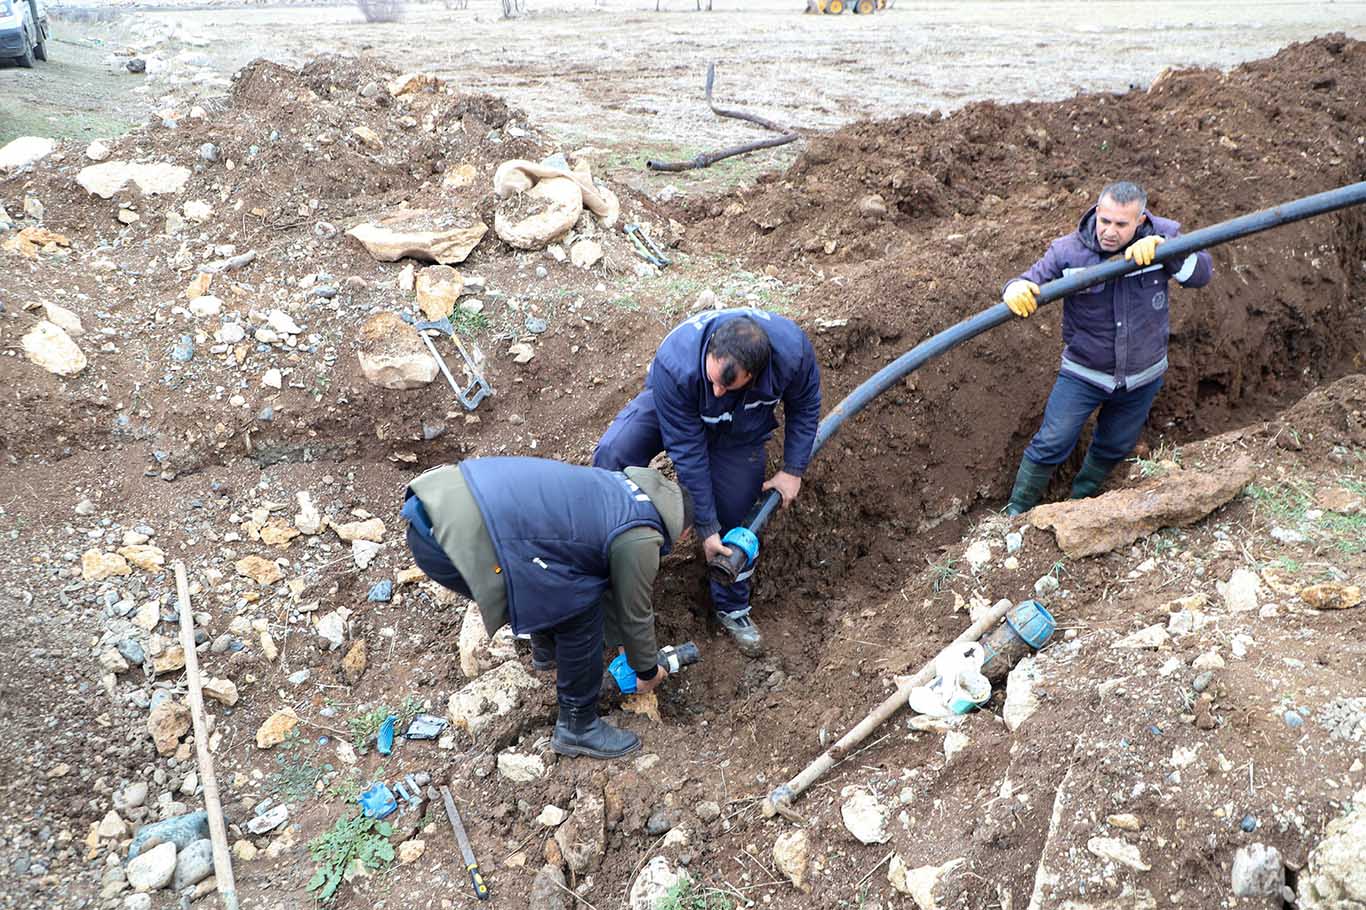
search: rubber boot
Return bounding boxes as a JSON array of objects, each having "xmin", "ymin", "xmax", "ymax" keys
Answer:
[
  {"xmin": 1005, "ymin": 457, "xmax": 1056, "ymax": 516},
  {"xmin": 1069, "ymin": 451, "xmax": 1122, "ymax": 500},
  {"xmin": 550, "ymin": 705, "xmax": 641, "ymax": 760},
  {"xmin": 529, "ymin": 633, "xmax": 555, "ymax": 671},
  {"xmin": 715, "ymin": 610, "xmax": 764, "ymax": 657}
]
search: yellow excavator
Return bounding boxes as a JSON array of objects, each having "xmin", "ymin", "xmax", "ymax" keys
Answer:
[{"xmin": 810, "ymin": 0, "xmax": 886, "ymax": 13}]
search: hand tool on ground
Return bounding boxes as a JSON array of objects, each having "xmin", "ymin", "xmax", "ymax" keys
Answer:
[
  {"xmin": 173, "ymin": 562, "xmax": 240, "ymax": 910},
  {"xmin": 607, "ymin": 642, "xmax": 700, "ymax": 693},
  {"xmin": 706, "ymin": 180, "xmax": 1366, "ymax": 586},
  {"xmin": 440, "ymin": 786, "xmax": 489, "ymax": 901},
  {"xmin": 624, "ymin": 222, "xmax": 671, "ymax": 267},
  {"xmin": 401, "ymin": 313, "xmax": 494, "ymax": 410}
]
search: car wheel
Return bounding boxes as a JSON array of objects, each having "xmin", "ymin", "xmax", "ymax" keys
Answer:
[{"xmin": 16, "ymin": 42, "xmax": 35, "ymax": 67}]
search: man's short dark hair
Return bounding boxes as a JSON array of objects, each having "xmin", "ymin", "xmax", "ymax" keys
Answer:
[
  {"xmin": 1099, "ymin": 181, "xmax": 1148, "ymax": 210},
  {"xmin": 707, "ymin": 316, "xmax": 770, "ymax": 385}
]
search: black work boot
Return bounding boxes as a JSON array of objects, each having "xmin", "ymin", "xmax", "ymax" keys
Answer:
[
  {"xmin": 715, "ymin": 610, "xmax": 764, "ymax": 657},
  {"xmin": 1005, "ymin": 457, "xmax": 1056, "ymax": 516},
  {"xmin": 551, "ymin": 705, "xmax": 640, "ymax": 760},
  {"xmin": 1070, "ymin": 451, "xmax": 1122, "ymax": 499}
]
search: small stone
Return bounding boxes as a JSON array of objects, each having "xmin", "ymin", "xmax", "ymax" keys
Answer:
[
  {"xmin": 1193, "ymin": 650, "xmax": 1225, "ymax": 671},
  {"xmin": 235, "ymin": 555, "xmax": 282, "ymax": 586},
  {"xmin": 1033, "ymin": 574, "xmax": 1060, "ymax": 597},
  {"xmin": 202, "ymin": 678, "xmax": 239, "ymax": 706},
  {"xmin": 316, "ymin": 611, "xmax": 346, "ymax": 651},
  {"xmin": 772, "ymin": 829, "xmax": 810, "ymax": 890},
  {"xmin": 570, "ymin": 239, "xmax": 603, "ymax": 268},
  {"xmin": 497, "ymin": 751, "xmax": 546, "ymax": 783},
  {"xmin": 341, "ymin": 640, "xmax": 367, "ymax": 685},
  {"xmin": 1299, "ymin": 583, "xmax": 1362, "ymax": 611},
  {"xmin": 232, "ymin": 841, "xmax": 257, "ymax": 862},
  {"xmin": 1004, "ymin": 531, "xmax": 1023, "ymax": 554},
  {"xmin": 43, "ymin": 302, "xmax": 84, "ymax": 336},
  {"xmin": 1106, "ymin": 813, "xmax": 1141, "ymax": 831},
  {"xmin": 1284, "ymin": 710, "xmax": 1304, "ymax": 729},
  {"xmin": 98, "ymin": 810, "xmax": 128, "ymax": 839},
  {"xmin": 1231, "ymin": 843, "xmax": 1284, "ymax": 897},
  {"xmin": 629, "ymin": 856, "xmax": 688, "ymax": 910},
  {"xmin": 1192, "ymin": 671, "xmax": 1214, "ymax": 693},
  {"xmin": 840, "ymin": 787, "xmax": 890, "ymax": 845},
  {"xmin": 173, "ymin": 839, "xmax": 214, "ymax": 890},
  {"xmin": 256, "ymin": 708, "xmax": 299, "ymax": 748},
  {"xmin": 1218, "ymin": 568, "xmax": 1262, "ymax": 613},
  {"xmin": 86, "ymin": 139, "xmax": 111, "ymax": 162},
  {"xmin": 1087, "ymin": 836, "xmax": 1151, "ymax": 871},
  {"xmin": 148, "ymin": 700, "xmax": 191, "ymax": 756},
  {"xmin": 198, "ymin": 143, "xmax": 219, "ymax": 162},
  {"xmin": 1112, "ymin": 624, "xmax": 1169, "ymax": 650},
  {"xmin": 262, "ymin": 368, "xmax": 283, "ymax": 390},
  {"xmin": 399, "ymin": 839, "xmax": 425, "ymax": 864},
  {"xmin": 352, "ymin": 540, "xmax": 382, "ymax": 569},
  {"xmin": 366, "ymin": 580, "xmax": 393, "ymax": 602},
  {"xmin": 1240, "ymin": 815, "xmax": 1258, "ymax": 833},
  {"xmin": 645, "ymin": 810, "xmax": 674, "ymax": 837},
  {"xmin": 537, "ymin": 805, "xmax": 567, "ymax": 827},
  {"xmin": 695, "ymin": 801, "xmax": 720, "ymax": 823},
  {"xmin": 332, "ymin": 517, "xmax": 385, "ymax": 543},
  {"xmin": 508, "ymin": 342, "xmax": 535, "ymax": 364}
]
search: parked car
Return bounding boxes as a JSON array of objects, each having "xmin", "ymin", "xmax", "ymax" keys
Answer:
[{"xmin": 0, "ymin": 0, "xmax": 48, "ymax": 68}]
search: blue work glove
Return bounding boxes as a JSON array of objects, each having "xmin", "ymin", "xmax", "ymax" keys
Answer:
[{"xmin": 608, "ymin": 653, "xmax": 638, "ymax": 694}]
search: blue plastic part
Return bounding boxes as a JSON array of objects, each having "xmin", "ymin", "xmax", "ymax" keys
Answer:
[
  {"xmin": 358, "ymin": 782, "xmax": 397, "ymax": 819},
  {"xmin": 377, "ymin": 715, "xmax": 397, "ymax": 755},
  {"xmin": 367, "ymin": 580, "xmax": 394, "ymax": 602},
  {"xmin": 1006, "ymin": 600, "xmax": 1056, "ymax": 650},
  {"xmin": 721, "ymin": 526, "xmax": 759, "ymax": 565},
  {"xmin": 608, "ymin": 653, "xmax": 637, "ymax": 694}
]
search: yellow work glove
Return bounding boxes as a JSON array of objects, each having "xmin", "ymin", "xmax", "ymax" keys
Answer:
[
  {"xmin": 1125, "ymin": 235, "xmax": 1164, "ymax": 267},
  {"xmin": 1003, "ymin": 280, "xmax": 1040, "ymax": 318}
]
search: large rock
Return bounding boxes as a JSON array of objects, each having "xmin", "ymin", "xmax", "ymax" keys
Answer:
[
  {"xmin": 1298, "ymin": 790, "xmax": 1366, "ymax": 908},
  {"xmin": 458, "ymin": 601, "xmax": 518, "ymax": 678},
  {"xmin": 22, "ymin": 321, "xmax": 87, "ymax": 377},
  {"xmin": 772, "ymin": 830, "xmax": 810, "ymax": 890},
  {"xmin": 555, "ymin": 789, "xmax": 606, "ymax": 874},
  {"xmin": 1232, "ymin": 843, "xmax": 1283, "ymax": 897},
  {"xmin": 1003, "ymin": 656, "xmax": 1040, "ymax": 732},
  {"xmin": 126, "ymin": 841, "xmax": 177, "ymax": 891},
  {"xmin": 1029, "ymin": 458, "xmax": 1254, "ymax": 557},
  {"xmin": 415, "ymin": 265, "xmax": 462, "ymax": 320},
  {"xmin": 355, "ymin": 311, "xmax": 438, "ymax": 390},
  {"xmin": 347, "ymin": 210, "xmax": 486, "ymax": 264},
  {"xmin": 82, "ymin": 549, "xmax": 130, "ymax": 581},
  {"xmin": 43, "ymin": 302, "xmax": 84, "ymax": 336},
  {"xmin": 77, "ymin": 161, "xmax": 191, "ymax": 199},
  {"xmin": 117, "ymin": 545, "xmax": 166, "ymax": 573},
  {"xmin": 530, "ymin": 864, "xmax": 568, "ymax": 910},
  {"xmin": 840, "ymin": 787, "xmax": 890, "ymax": 844},
  {"xmin": 630, "ymin": 856, "xmax": 689, "ymax": 910},
  {"xmin": 1299, "ymin": 583, "xmax": 1362, "ymax": 611},
  {"xmin": 202, "ymin": 678, "xmax": 239, "ymax": 706},
  {"xmin": 256, "ymin": 708, "xmax": 299, "ymax": 748},
  {"xmin": 446, "ymin": 660, "xmax": 541, "ymax": 737},
  {"xmin": 148, "ymin": 700, "xmax": 191, "ymax": 756},
  {"xmin": 0, "ymin": 136, "xmax": 55, "ymax": 172},
  {"xmin": 127, "ymin": 811, "xmax": 208, "ymax": 860},
  {"xmin": 888, "ymin": 856, "xmax": 965, "ymax": 910},
  {"xmin": 235, "ymin": 555, "xmax": 282, "ymax": 586},
  {"xmin": 173, "ymin": 839, "xmax": 214, "ymax": 890},
  {"xmin": 331, "ymin": 518, "xmax": 385, "ymax": 543},
  {"xmin": 497, "ymin": 751, "xmax": 546, "ymax": 783}
]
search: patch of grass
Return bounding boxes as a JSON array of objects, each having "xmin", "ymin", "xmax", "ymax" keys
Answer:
[
  {"xmin": 1244, "ymin": 480, "xmax": 1313, "ymax": 523},
  {"xmin": 927, "ymin": 556, "xmax": 959, "ymax": 593},
  {"xmin": 326, "ymin": 769, "xmax": 364, "ymax": 804},
  {"xmin": 306, "ymin": 812, "xmax": 395, "ymax": 904},
  {"xmin": 1049, "ymin": 560, "xmax": 1067, "ymax": 580},
  {"xmin": 609, "ymin": 295, "xmax": 641, "ymax": 311},
  {"xmin": 451, "ymin": 309, "xmax": 490, "ymax": 336},
  {"xmin": 269, "ymin": 739, "xmax": 332, "ymax": 802},
  {"xmin": 1269, "ymin": 556, "xmax": 1302, "ymax": 574},
  {"xmin": 1320, "ymin": 511, "xmax": 1366, "ymax": 555},
  {"xmin": 348, "ymin": 696, "xmax": 424, "ymax": 751},
  {"xmin": 658, "ymin": 879, "xmax": 735, "ymax": 910},
  {"xmin": 1147, "ymin": 529, "xmax": 1179, "ymax": 556}
]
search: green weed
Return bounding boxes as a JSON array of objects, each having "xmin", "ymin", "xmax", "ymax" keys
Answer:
[
  {"xmin": 269, "ymin": 740, "xmax": 331, "ymax": 803},
  {"xmin": 658, "ymin": 878, "xmax": 735, "ymax": 910},
  {"xmin": 306, "ymin": 812, "xmax": 395, "ymax": 903},
  {"xmin": 927, "ymin": 557, "xmax": 959, "ymax": 593},
  {"xmin": 348, "ymin": 697, "xmax": 424, "ymax": 751}
]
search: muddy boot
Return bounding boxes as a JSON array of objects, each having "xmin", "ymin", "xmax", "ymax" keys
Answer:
[
  {"xmin": 1005, "ymin": 457, "xmax": 1056, "ymax": 516},
  {"xmin": 1069, "ymin": 452, "xmax": 1122, "ymax": 500},
  {"xmin": 550, "ymin": 705, "xmax": 640, "ymax": 760},
  {"xmin": 715, "ymin": 610, "xmax": 764, "ymax": 658},
  {"xmin": 529, "ymin": 633, "xmax": 555, "ymax": 671}
]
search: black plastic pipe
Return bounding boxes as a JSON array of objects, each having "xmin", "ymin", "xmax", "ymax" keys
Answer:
[{"xmin": 708, "ymin": 180, "xmax": 1366, "ymax": 583}]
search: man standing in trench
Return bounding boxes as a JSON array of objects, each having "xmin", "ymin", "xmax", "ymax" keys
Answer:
[
  {"xmin": 593, "ymin": 309, "xmax": 822, "ymax": 657},
  {"xmin": 1002, "ymin": 181, "xmax": 1214, "ymax": 513},
  {"xmin": 401, "ymin": 456, "xmax": 692, "ymax": 759}
]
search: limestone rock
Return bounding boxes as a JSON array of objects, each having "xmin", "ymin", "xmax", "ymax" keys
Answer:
[
  {"xmin": 398, "ymin": 839, "xmax": 425, "ymax": 864},
  {"xmin": 1299, "ymin": 583, "xmax": 1362, "ymax": 611},
  {"xmin": 772, "ymin": 829, "xmax": 810, "ymax": 890},
  {"xmin": 570, "ymin": 239, "xmax": 603, "ymax": 269},
  {"xmin": 232, "ymin": 841, "xmax": 257, "ymax": 862},
  {"xmin": 457, "ymin": 601, "xmax": 517, "ymax": 678},
  {"xmin": 840, "ymin": 787, "xmax": 890, "ymax": 844},
  {"xmin": 77, "ymin": 161, "xmax": 191, "ymax": 199},
  {"xmin": 294, "ymin": 492, "xmax": 322, "ymax": 535},
  {"xmin": 1231, "ymin": 843, "xmax": 1283, "ymax": 897},
  {"xmin": 351, "ymin": 540, "xmax": 382, "ymax": 569},
  {"xmin": 1218, "ymin": 568, "xmax": 1262, "ymax": 613},
  {"xmin": 82, "ymin": 549, "xmax": 130, "ymax": 581},
  {"xmin": 173, "ymin": 839, "xmax": 214, "ymax": 890},
  {"xmin": 147, "ymin": 700, "xmax": 190, "ymax": 756},
  {"xmin": 202, "ymin": 678, "xmax": 239, "ymax": 706},
  {"xmin": 23, "ymin": 321, "xmax": 87, "ymax": 377},
  {"xmin": 530, "ymin": 864, "xmax": 569, "ymax": 910},
  {"xmin": 347, "ymin": 210, "xmax": 486, "ymax": 264},
  {"xmin": 317, "ymin": 610, "xmax": 347, "ymax": 651},
  {"xmin": 235, "ymin": 555, "xmax": 283, "ymax": 586},
  {"xmin": 537, "ymin": 805, "xmax": 567, "ymax": 827},
  {"xmin": 447, "ymin": 660, "xmax": 541, "ymax": 737},
  {"xmin": 0, "ymin": 136, "xmax": 55, "ymax": 172},
  {"xmin": 331, "ymin": 518, "xmax": 385, "ymax": 543},
  {"xmin": 126, "ymin": 841, "xmax": 177, "ymax": 892},
  {"xmin": 1029, "ymin": 458, "xmax": 1254, "ymax": 557},
  {"xmin": 887, "ymin": 855, "xmax": 964, "ymax": 909},
  {"xmin": 86, "ymin": 139, "xmax": 111, "ymax": 162},
  {"xmin": 1298, "ymin": 790, "xmax": 1366, "ymax": 908},
  {"xmin": 256, "ymin": 708, "xmax": 299, "ymax": 748},
  {"xmin": 152, "ymin": 647, "xmax": 186, "ymax": 676},
  {"xmin": 1003, "ymin": 656, "xmax": 1040, "ymax": 732},
  {"xmin": 43, "ymin": 302, "xmax": 84, "ymax": 336},
  {"xmin": 1112, "ymin": 624, "xmax": 1169, "ymax": 650},
  {"xmin": 497, "ymin": 751, "xmax": 546, "ymax": 783},
  {"xmin": 630, "ymin": 856, "xmax": 688, "ymax": 910},
  {"xmin": 388, "ymin": 72, "xmax": 442, "ymax": 96},
  {"xmin": 355, "ymin": 311, "xmax": 438, "ymax": 390},
  {"xmin": 1088, "ymin": 836, "xmax": 1151, "ymax": 872},
  {"xmin": 97, "ymin": 810, "xmax": 127, "ymax": 839},
  {"xmin": 555, "ymin": 789, "xmax": 606, "ymax": 874},
  {"xmin": 117, "ymin": 545, "xmax": 166, "ymax": 573},
  {"xmin": 415, "ymin": 265, "xmax": 462, "ymax": 320},
  {"xmin": 350, "ymin": 125, "xmax": 383, "ymax": 152},
  {"xmin": 259, "ymin": 519, "xmax": 299, "ymax": 549},
  {"xmin": 341, "ymin": 640, "xmax": 367, "ymax": 684}
]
